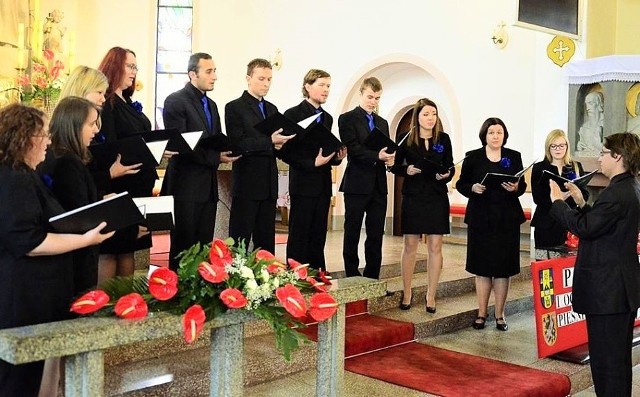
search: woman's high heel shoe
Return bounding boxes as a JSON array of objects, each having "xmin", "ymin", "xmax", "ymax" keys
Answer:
[
  {"xmin": 472, "ymin": 316, "xmax": 487, "ymax": 330},
  {"xmin": 495, "ymin": 317, "xmax": 508, "ymax": 331},
  {"xmin": 399, "ymin": 293, "xmax": 412, "ymax": 310},
  {"xmin": 425, "ymin": 296, "xmax": 436, "ymax": 313}
]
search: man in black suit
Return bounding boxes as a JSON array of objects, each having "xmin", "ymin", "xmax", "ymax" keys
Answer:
[
  {"xmin": 551, "ymin": 132, "xmax": 640, "ymax": 396},
  {"xmin": 339, "ymin": 77, "xmax": 394, "ymax": 279},
  {"xmin": 280, "ymin": 69, "xmax": 347, "ymax": 270},
  {"xmin": 225, "ymin": 58, "xmax": 294, "ymax": 253},
  {"xmin": 162, "ymin": 52, "xmax": 239, "ymax": 270}
]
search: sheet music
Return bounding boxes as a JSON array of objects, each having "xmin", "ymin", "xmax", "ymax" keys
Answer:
[
  {"xmin": 183, "ymin": 131, "xmax": 204, "ymax": 151},
  {"xmin": 297, "ymin": 112, "xmax": 322, "ymax": 129},
  {"xmin": 145, "ymin": 140, "xmax": 167, "ymax": 164}
]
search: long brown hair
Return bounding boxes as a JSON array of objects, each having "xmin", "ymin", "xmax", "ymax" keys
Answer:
[
  {"xmin": 0, "ymin": 104, "xmax": 46, "ymax": 169},
  {"xmin": 98, "ymin": 46, "xmax": 136, "ymax": 101},
  {"xmin": 50, "ymin": 97, "xmax": 99, "ymax": 164},
  {"xmin": 407, "ymin": 98, "xmax": 443, "ymax": 148}
]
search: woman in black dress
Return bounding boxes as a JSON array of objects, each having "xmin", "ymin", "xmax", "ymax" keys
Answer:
[
  {"xmin": 0, "ymin": 104, "xmax": 112, "ymax": 396},
  {"xmin": 456, "ymin": 117, "xmax": 527, "ymax": 331},
  {"xmin": 97, "ymin": 47, "xmax": 154, "ymax": 282},
  {"xmin": 391, "ymin": 98, "xmax": 454, "ymax": 312},
  {"xmin": 531, "ymin": 129, "xmax": 589, "ymax": 259}
]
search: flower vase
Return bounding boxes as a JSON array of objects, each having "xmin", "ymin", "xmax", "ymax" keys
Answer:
[{"xmin": 42, "ymin": 92, "xmax": 58, "ymax": 118}]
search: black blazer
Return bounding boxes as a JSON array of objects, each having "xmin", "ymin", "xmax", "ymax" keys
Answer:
[
  {"xmin": 390, "ymin": 131, "xmax": 455, "ymax": 196},
  {"xmin": 98, "ymin": 94, "xmax": 156, "ymax": 197},
  {"xmin": 224, "ymin": 91, "xmax": 279, "ymax": 200},
  {"xmin": 338, "ymin": 106, "xmax": 389, "ymax": 195},
  {"xmin": 531, "ymin": 159, "xmax": 589, "ymax": 230},
  {"xmin": 456, "ymin": 147, "xmax": 527, "ymax": 228},
  {"xmin": 161, "ymin": 83, "xmax": 222, "ymax": 202},
  {"xmin": 280, "ymin": 100, "xmax": 341, "ymax": 197},
  {"xmin": 551, "ymin": 172, "xmax": 640, "ymax": 314}
]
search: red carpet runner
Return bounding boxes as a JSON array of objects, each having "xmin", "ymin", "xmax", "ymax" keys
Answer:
[{"xmin": 302, "ymin": 300, "xmax": 570, "ymax": 396}]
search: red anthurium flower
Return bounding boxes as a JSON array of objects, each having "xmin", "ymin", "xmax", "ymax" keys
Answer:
[
  {"xmin": 309, "ymin": 293, "xmax": 339, "ymax": 322},
  {"xmin": 317, "ymin": 270, "xmax": 333, "ymax": 286},
  {"xmin": 198, "ymin": 261, "xmax": 229, "ymax": 284},
  {"xmin": 114, "ymin": 293, "xmax": 148, "ymax": 320},
  {"xmin": 70, "ymin": 290, "xmax": 110, "ymax": 314},
  {"xmin": 220, "ymin": 288, "xmax": 248, "ymax": 309},
  {"xmin": 148, "ymin": 267, "xmax": 178, "ymax": 301},
  {"xmin": 255, "ymin": 249, "xmax": 276, "ymax": 262},
  {"xmin": 306, "ymin": 276, "xmax": 328, "ymax": 292},
  {"xmin": 50, "ymin": 66, "xmax": 61, "ymax": 80},
  {"xmin": 266, "ymin": 261, "xmax": 286, "ymax": 274},
  {"xmin": 182, "ymin": 304, "xmax": 206, "ymax": 344},
  {"xmin": 32, "ymin": 63, "xmax": 46, "ymax": 73},
  {"xmin": 209, "ymin": 239, "xmax": 233, "ymax": 266},
  {"xmin": 275, "ymin": 284, "xmax": 307, "ymax": 318},
  {"xmin": 288, "ymin": 258, "xmax": 309, "ymax": 279}
]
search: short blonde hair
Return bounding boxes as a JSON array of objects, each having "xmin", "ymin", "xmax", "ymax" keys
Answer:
[
  {"xmin": 60, "ymin": 66, "xmax": 108, "ymax": 99},
  {"xmin": 544, "ymin": 129, "xmax": 573, "ymax": 165}
]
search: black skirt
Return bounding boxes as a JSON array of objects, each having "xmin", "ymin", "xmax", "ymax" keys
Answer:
[{"xmin": 401, "ymin": 193, "xmax": 450, "ymax": 235}]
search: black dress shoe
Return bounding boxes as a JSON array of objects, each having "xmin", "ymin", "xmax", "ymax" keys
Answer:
[
  {"xmin": 426, "ymin": 306, "xmax": 436, "ymax": 314},
  {"xmin": 496, "ymin": 317, "xmax": 508, "ymax": 331},
  {"xmin": 472, "ymin": 316, "xmax": 487, "ymax": 330},
  {"xmin": 399, "ymin": 302, "xmax": 411, "ymax": 310}
]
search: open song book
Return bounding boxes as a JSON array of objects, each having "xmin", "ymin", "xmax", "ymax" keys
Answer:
[
  {"xmin": 480, "ymin": 160, "xmax": 536, "ymax": 189},
  {"xmin": 542, "ymin": 169, "xmax": 597, "ymax": 191}
]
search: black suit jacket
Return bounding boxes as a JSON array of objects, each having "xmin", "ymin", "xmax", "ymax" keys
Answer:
[
  {"xmin": 338, "ymin": 106, "xmax": 389, "ymax": 195},
  {"xmin": 161, "ymin": 83, "xmax": 222, "ymax": 202},
  {"xmin": 551, "ymin": 172, "xmax": 640, "ymax": 314},
  {"xmin": 224, "ymin": 91, "xmax": 279, "ymax": 200},
  {"xmin": 531, "ymin": 159, "xmax": 588, "ymax": 231},
  {"xmin": 456, "ymin": 147, "xmax": 527, "ymax": 227},
  {"xmin": 280, "ymin": 100, "xmax": 341, "ymax": 197},
  {"xmin": 98, "ymin": 94, "xmax": 156, "ymax": 197}
]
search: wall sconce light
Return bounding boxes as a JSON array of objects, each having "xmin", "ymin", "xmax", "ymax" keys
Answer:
[
  {"xmin": 491, "ymin": 21, "xmax": 509, "ymax": 49},
  {"xmin": 271, "ymin": 48, "xmax": 283, "ymax": 71}
]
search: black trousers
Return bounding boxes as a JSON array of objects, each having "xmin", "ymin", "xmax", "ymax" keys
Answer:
[
  {"xmin": 169, "ymin": 199, "xmax": 217, "ymax": 270},
  {"xmin": 342, "ymin": 192, "xmax": 386, "ymax": 279},
  {"xmin": 586, "ymin": 311, "xmax": 635, "ymax": 397},
  {"xmin": 287, "ymin": 194, "xmax": 330, "ymax": 270},
  {"xmin": 229, "ymin": 196, "xmax": 276, "ymax": 253}
]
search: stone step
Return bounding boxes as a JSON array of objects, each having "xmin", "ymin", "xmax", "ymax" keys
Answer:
[{"xmin": 105, "ymin": 274, "xmax": 538, "ymax": 395}]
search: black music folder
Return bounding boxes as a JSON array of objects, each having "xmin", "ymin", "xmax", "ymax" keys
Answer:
[
  {"xmin": 542, "ymin": 169, "xmax": 597, "ymax": 191},
  {"xmin": 415, "ymin": 157, "xmax": 450, "ymax": 174},
  {"xmin": 49, "ymin": 192, "xmax": 144, "ymax": 234},
  {"xmin": 197, "ymin": 133, "xmax": 259, "ymax": 157},
  {"xmin": 480, "ymin": 160, "xmax": 535, "ymax": 189},
  {"xmin": 305, "ymin": 122, "xmax": 344, "ymax": 156},
  {"xmin": 364, "ymin": 127, "xmax": 398, "ymax": 153},
  {"xmin": 89, "ymin": 135, "xmax": 163, "ymax": 167},
  {"xmin": 254, "ymin": 112, "xmax": 304, "ymax": 137},
  {"xmin": 133, "ymin": 196, "xmax": 175, "ymax": 231}
]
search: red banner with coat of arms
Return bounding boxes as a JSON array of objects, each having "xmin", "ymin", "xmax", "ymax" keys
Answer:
[{"xmin": 531, "ymin": 256, "xmax": 587, "ymax": 358}]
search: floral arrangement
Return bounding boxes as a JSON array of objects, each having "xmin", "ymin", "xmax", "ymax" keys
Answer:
[
  {"xmin": 70, "ymin": 238, "xmax": 337, "ymax": 360},
  {"xmin": 499, "ymin": 157, "xmax": 512, "ymax": 168},
  {"xmin": 432, "ymin": 143, "xmax": 444, "ymax": 153},
  {"xmin": 17, "ymin": 49, "xmax": 65, "ymax": 105}
]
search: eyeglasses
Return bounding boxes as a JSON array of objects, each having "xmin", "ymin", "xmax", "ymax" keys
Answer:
[
  {"xmin": 125, "ymin": 63, "xmax": 138, "ymax": 71},
  {"xmin": 599, "ymin": 149, "xmax": 612, "ymax": 157},
  {"xmin": 549, "ymin": 144, "xmax": 567, "ymax": 150}
]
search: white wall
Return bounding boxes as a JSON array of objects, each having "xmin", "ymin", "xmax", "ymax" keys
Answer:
[{"xmin": 31, "ymin": 0, "xmax": 587, "ymax": 214}]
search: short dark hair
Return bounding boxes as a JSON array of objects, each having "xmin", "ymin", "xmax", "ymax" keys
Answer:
[
  {"xmin": 302, "ymin": 69, "xmax": 330, "ymax": 98},
  {"xmin": 50, "ymin": 96, "xmax": 100, "ymax": 164},
  {"xmin": 246, "ymin": 58, "xmax": 272, "ymax": 76},
  {"xmin": 360, "ymin": 77, "xmax": 382, "ymax": 93},
  {"xmin": 188, "ymin": 52, "xmax": 212, "ymax": 74},
  {"xmin": 604, "ymin": 132, "xmax": 640, "ymax": 175},
  {"xmin": 478, "ymin": 117, "xmax": 509, "ymax": 146}
]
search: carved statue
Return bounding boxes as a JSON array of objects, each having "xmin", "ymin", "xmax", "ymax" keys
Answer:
[
  {"xmin": 43, "ymin": 9, "xmax": 66, "ymax": 55},
  {"xmin": 576, "ymin": 91, "xmax": 604, "ymax": 154},
  {"xmin": 626, "ymin": 83, "xmax": 640, "ymax": 134}
]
